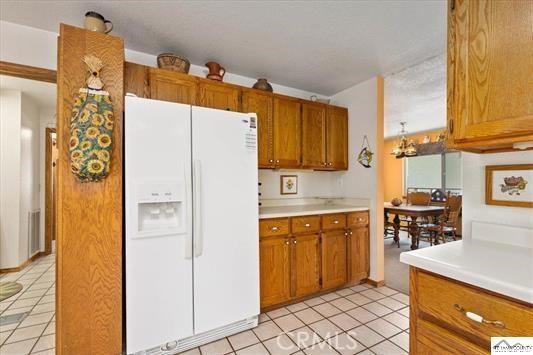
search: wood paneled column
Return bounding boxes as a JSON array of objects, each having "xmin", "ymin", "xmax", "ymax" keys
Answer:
[{"xmin": 56, "ymin": 24, "xmax": 124, "ymax": 355}]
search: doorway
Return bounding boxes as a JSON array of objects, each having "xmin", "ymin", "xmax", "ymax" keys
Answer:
[{"xmin": 44, "ymin": 128, "xmax": 57, "ymax": 255}]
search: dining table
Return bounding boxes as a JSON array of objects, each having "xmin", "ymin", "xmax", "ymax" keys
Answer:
[{"xmin": 384, "ymin": 203, "xmax": 445, "ymax": 250}]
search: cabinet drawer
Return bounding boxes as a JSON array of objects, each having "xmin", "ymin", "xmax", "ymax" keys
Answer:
[
  {"xmin": 260, "ymin": 218, "xmax": 289, "ymax": 237},
  {"xmin": 322, "ymin": 213, "xmax": 346, "ymax": 230},
  {"xmin": 347, "ymin": 211, "xmax": 368, "ymax": 227},
  {"xmin": 291, "ymin": 215, "xmax": 320, "ymax": 234},
  {"xmin": 416, "ymin": 319, "xmax": 487, "ymax": 355},
  {"xmin": 417, "ymin": 271, "xmax": 533, "ymax": 345}
]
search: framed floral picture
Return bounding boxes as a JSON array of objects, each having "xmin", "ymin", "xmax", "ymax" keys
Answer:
[
  {"xmin": 280, "ymin": 175, "xmax": 298, "ymax": 195},
  {"xmin": 485, "ymin": 164, "xmax": 533, "ymax": 208}
]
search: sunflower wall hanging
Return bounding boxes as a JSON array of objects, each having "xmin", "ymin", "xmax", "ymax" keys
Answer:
[{"xmin": 69, "ymin": 55, "xmax": 114, "ymax": 182}]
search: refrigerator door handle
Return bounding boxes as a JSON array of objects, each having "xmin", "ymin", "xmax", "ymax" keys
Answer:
[{"xmin": 193, "ymin": 159, "xmax": 203, "ymax": 257}]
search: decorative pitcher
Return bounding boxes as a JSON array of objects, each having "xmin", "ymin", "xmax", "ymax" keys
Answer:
[
  {"xmin": 205, "ymin": 62, "xmax": 226, "ymax": 81},
  {"xmin": 84, "ymin": 11, "xmax": 113, "ymax": 34}
]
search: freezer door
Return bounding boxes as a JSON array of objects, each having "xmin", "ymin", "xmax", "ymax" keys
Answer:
[
  {"xmin": 192, "ymin": 106, "xmax": 259, "ymax": 333},
  {"xmin": 125, "ymin": 97, "xmax": 194, "ymax": 353}
]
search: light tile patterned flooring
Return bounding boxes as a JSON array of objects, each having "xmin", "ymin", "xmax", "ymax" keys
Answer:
[
  {"xmin": 0, "ymin": 253, "xmax": 55, "ymax": 355},
  {"xmin": 0, "ymin": 256, "xmax": 410, "ymax": 355},
  {"xmin": 181, "ymin": 284, "xmax": 410, "ymax": 355}
]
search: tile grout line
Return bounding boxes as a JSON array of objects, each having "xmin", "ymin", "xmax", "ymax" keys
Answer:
[{"xmin": 1, "ymin": 258, "xmax": 55, "ymax": 351}]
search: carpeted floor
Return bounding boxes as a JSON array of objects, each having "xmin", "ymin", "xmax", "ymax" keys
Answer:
[{"xmin": 384, "ymin": 231, "xmax": 430, "ymax": 295}]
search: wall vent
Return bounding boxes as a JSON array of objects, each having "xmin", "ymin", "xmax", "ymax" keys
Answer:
[{"xmin": 28, "ymin": 209, "xmax": 40, "ymax": 257}]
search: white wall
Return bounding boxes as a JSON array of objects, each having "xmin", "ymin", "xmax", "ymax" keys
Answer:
[
  {"xmin": 39, "ymin": 108, "xmax": 56, "ymax": 251},
  {"xmin": 19, "ymin": 93, "xmax": 41, "ymax": 262},
  {"xmin": 0, "ymin": 90, "xmax": 22, "ymax": 269},
  {"xmin": 0, "ymin": 20, "xmax": 324, "ymax": 101},
  {"xmin": 258, "ymin": 170, "xmax": 342, "ymax": 200},
  {"xmin": 462, "ymin": 151, "xmax": 533, "ymax": 239},
  {"xmin": 330, "ymin": 77, "xmax": 384, "ymax": 282}
]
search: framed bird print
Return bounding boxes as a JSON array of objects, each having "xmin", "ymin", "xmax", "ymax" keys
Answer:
[{"xmin": 485, "ymin": 164, "xmax": 533, "ymax": 208}]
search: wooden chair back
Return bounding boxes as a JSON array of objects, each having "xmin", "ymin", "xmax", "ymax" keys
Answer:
[
  {"xmin": 446, "ymin": 194, "xmax": 462, "ymax": 213},
  {"xmin": 447, "ymin": 208, "xmax": 462, "ymax": 227},
  {"xmin": 407, "ymin": 191, "xmax": 431, "ymax": 206}
]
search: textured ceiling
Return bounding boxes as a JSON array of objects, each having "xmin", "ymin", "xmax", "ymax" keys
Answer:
[
  {"xmin": 0, "ymin": 0, "xmax": 446, "ymax": 95},
  {"xmin": 0, "ymin": 75, "xmax": 56, "ymax": 109},
  {"xmin": 384, "ymin": 55, "xmax": 446, "ymax": 138}
]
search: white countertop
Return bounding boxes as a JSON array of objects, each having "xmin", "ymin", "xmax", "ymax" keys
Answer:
[
  {"xmin": 259, "ymin": 204, "xmax": 369, "ymax": 219},
  {"xmin": 400, "ymin": 239, "xmax": 533, "ymax": 304}
]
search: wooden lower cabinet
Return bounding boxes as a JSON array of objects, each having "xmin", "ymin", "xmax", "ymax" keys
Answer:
[
  {"xmin": 347, "ymin": 226, "xmax": 369, "ymax": 283},
  {"xmin": 259, "ymin": 211, "xmax": 369, "ymax": 309},
  {"xmin": 292, "ymin": 234, "xmax": 321, "ymax": 298},
  {"xmin": 410, "ymin": 267, "xmax": 533, "ymax": 354},
  {"xmin": 321, "ymin": 230, "xmax": 347, "ymax": 290},
  {"xmin": 260, "ymin": 236, "xmax": 291, "ymax": 308},
  {"xmin": 416, "ymin": 319, "xmax": 486, "ymax": 355}
]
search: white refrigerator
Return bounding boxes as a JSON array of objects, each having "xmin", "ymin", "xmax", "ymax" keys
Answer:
[{"xmin": 125, "ymin": 96, "xmax": 259, "ymax": 354}]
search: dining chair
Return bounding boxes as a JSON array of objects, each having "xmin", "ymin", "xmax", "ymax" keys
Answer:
[
  {"xmin": 421, "ymin": 192, "xmax": 462, "ymax": 245},
  {"xmin": 407, "ymin": 191, "xmax": 431, "ymax": 206},
  {"xmin": 426, "ymin": 207, "xmax": 462, "ymax": 243}
]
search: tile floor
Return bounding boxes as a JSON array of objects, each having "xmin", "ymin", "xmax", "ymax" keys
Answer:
[
  {"xmin": 181, "ymin": 283, "xmax": 410, "ymax": 355},
  {"xmin": 0, "ymin": 255, "xmax": 410, "ymax": 355},
  {"xmin": 0, "ymin": 253, "xmax": 55, "ymax": 355}
]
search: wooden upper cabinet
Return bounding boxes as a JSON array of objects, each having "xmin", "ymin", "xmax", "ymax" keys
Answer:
[
  {"xmin": 198, "ymin": 80, "xmax": 241, "ymax": 112},
  {"xmin": 260, "ymin": 236, "xmax": 291, "ymax": 308},
  {"xmin": 242, "ymin": 89, "xmax": 274, "ymax": 168},
  {"xmin": 321, "ymin": 230, "xmax": 347, "ymax": 290},
  {"xmin": 447, "ymin": 0, "xmax": 533, "ymax": 152},
  {"xmin": 291, "ymin": 234, "xmax": 320, "ymax": 298},
  {"xmin": 326, "ymin": 106, "xmax": 348, "ymax": 170},
  {"xmin": 302, "ymin": 102, "xmax": 327, "ymax": 169},
  {"xmin": 149, "ymin": 68, "xmax": 198, "ymax": 105},
  {"xmin": 273, "ymin": 95, "xmax": 302, "ymax": 168}
]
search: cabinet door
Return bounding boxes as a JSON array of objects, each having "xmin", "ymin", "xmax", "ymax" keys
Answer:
[
  {"xmin": 273, "ymin": 96, "xmax": 302, "ymax": 168},
  {"xmin": 448, "ymin": 0, "xmax": 533, "ymax": 150},
  {"xmin": 242, "ymin": 90, "xmax": 274, "ymax": 168},
  {"xmin": 198, "ymin": 81, "xmax": 241, "ymax": 112},
  {"xmin": 321, "ymin": 230, "xmax": 347, "ymax": 290},
  {"xmin": 149, "ymin": 69, "xmax": 198, "ymax": 104},
  {"xmin": 292, "ymin": 234, "xmax": 321, "ymax": 298},
  {"xmin": 347, "ymin": 226, "xmax": 369, "ymax": 283},
  {"xmin": 326, "ymin": 106, "xmax": 348, "ymax": 170},
  {"xmin": 260, "ymin": 236, "xmax": 291, "ymax": 308},
  {"xmin": 302, "ymin": 102, "xmax": 327, "ymax": 169}
]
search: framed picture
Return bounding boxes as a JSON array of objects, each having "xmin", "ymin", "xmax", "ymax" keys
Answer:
[
  {"xmin": 280, "ymin": 175, "xmax": 298, "ymax": 195},
  {"xmin": 485, "ymin": 164, "xmax": 533, "ymax": 208}
]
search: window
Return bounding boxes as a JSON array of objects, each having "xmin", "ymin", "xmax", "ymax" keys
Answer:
[{"xmin": 404, "ymin": 152, "xmax": 462, "ymax": 195}]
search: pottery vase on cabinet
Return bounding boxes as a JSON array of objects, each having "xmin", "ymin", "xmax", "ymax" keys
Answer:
[
  {"xmin": 205, "ymin": 62, "xmax": 226, "ymax": 81},
  {"xmin": 252, "ymin": 78, "xmax": 273, "ymax": 92}
]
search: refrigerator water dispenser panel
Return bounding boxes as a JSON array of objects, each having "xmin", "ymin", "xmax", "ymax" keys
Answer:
[{"xmin": 136, "ymin": 182, "xmax": 186, "ymax": 237}]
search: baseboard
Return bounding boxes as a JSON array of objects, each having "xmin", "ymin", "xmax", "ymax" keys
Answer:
[
  {"xmin": 366, "ymin": 278, "xmax": 385, "ymax": 287},
  {"xmin": 0, "ymin": 252, "xmax": 43, "ymax": 274}
]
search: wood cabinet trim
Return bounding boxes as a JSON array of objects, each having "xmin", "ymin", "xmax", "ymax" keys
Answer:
[{"xmin": 0, "ymin": 60, "xmax": 57, "ymax": 83}]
